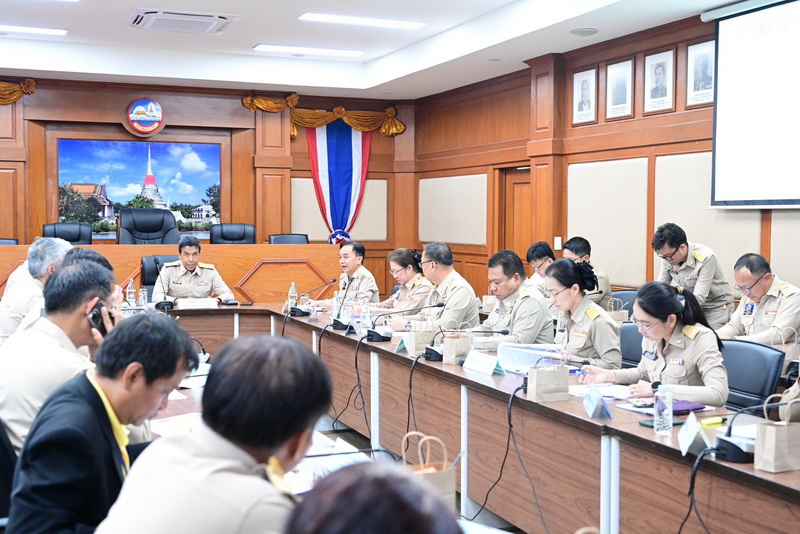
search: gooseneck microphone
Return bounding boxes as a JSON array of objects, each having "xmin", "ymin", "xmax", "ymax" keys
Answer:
[
  {"xmin": 716, "ymin": 401, "xmax": 789, "ymax": 463},
  {"xmin": 290, "ymin": 278, "xmax": 337, "ymax": 317},
  {"xmin": 366, "ymin": 303, "xmax": 445, "ymax": 342},
  {"xmin": 332, "ymin": 277, "xmax": 355, "ymax": 331}
]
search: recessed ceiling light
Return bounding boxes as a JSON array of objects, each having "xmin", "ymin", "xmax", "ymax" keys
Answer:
[
  {"xmin": 570, "ymin": 28, "xmax": 599, "ymax": 37},
  {"xmin": 0, "ymin": 24, "xmax": 67, "ymax": 36},
  {"xmin": 299, "ymin": 13, "xmax": 425, "ymax": 30},
  {"xmin": 253, "ymin": 44, "xmax": 364, "ymax": 58}
]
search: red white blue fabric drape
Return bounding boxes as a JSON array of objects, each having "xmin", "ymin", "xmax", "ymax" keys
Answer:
[{"xmin": 307, "ymin": 119, "xmax": 371, "ymax": 235}]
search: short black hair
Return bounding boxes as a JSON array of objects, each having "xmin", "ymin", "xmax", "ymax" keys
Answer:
[
  {"xmin": 61, "ymin": 248, "xmax": 114, "ymax": 273},
  {"xmin": 202, "ymin": 336, "xmax": 331, "ymax": 451},
  {"xmin": 284, "ymin": 462, "xmax": 461, "ymax": 534},
  {"xmin": 544, "ymin": 258, "xmax": 597, "ymax": 292},
  {"xmin": 651, "ymin": 223, "xmax": 687, "ymax": 251},
  {"xmin": 179, "ymin": 235, "xmax": 201, "ymax": 254},
  {"xmin": 95, "ymin": 312, "xmax": 198, "ymax": 384},
  {"xmin": 487, "ymin": 250, "xmax": 526, "ymax": 279},
  {"xmin": 43, "ymin": 261, "xmax": 115, "ymax": 315},
  {"xmin": 340, "ymin": 240, "xmax": 365, "ymax": 259},
  {"xmin": 422, "ymin": 242, "xmax": 454, "ymax": 266},
  {"xmin": 734, "ymin": 253, "xmax": 771, "ymax": 277},
  {"xmin": 387, "ymin": 249, "xmax": 422, "ymax": 274},
  {"xmin": 563, "ymin": 236, "xmax": 592, "ymax": 258},
  {"xmin": 526, "ymin": 241, "xmax": 555, "ymax": 263}
]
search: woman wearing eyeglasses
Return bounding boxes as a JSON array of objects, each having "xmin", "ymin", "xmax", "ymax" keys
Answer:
[
  {"xmin": 544, "ymin": 259, "xmax": 621, "ymax": 369},
  {"xmin": 369, "ymin": 249, "xmax": 433, "ymax": 316},
  {"xmin": 579, "ymin": 281, "xmax": 729, "ymax": 406}
]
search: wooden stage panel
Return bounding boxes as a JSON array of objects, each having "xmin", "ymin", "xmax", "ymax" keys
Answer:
[
  {"xmin": 378, "ymin": 356, "xmax": 461, "ymax": 469},
  {"xmin": 467, "ymin": 391, "xmax": 602, "ymax": 534},
  {"xmin": 318, "ymin": 333, "xmax": 372, "ymax": 438}
]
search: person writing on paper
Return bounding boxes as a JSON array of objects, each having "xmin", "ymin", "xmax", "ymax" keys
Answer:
[
  {"xmin": 152, "ymin": 236, "xmax": 234, "ymax": 303},
  {"xmin": 369, "ymin": 249, "xmax": 433, "ymax": 316},
  {"xmin": 579, "ymin": 282, "xmax": 729, "ymax": 407},
  {"xmin": 313, "ymin": 240, "xmax": 380, "ymax": 310},
  {"xmin": 472, "ymin": 250, "xmax": 553, "ymax": 350},
  {"xmin": 388, "ymin": 242, "xmax": 479, "ymax": 333},
  {"xmin": 544, "ymin": 259, "xmax": 621, "ymax": 369}
]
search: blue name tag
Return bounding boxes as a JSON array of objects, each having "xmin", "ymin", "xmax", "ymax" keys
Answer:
[
  {"xmin": 642, "ymin": 350, "xmax": 658, "ymax": 361},
  {"xmin": 744, "ymin": 303, "xmax": 755, "ymax": 316}
]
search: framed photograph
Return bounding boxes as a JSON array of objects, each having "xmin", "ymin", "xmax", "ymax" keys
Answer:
[
  {"xmin": 644, "ymin": 49, "xmax": 675, "ymax": 114},
  {"xmin": 687, "ymin": 40, "xmax": 715, "ymax": 107},
  {"xmin": 572, "ymin": 68, "xmax": 597, "ymax": 125},
  {"xmin": 606, "ymin": 59, "xmax": 634, "ymax": 120}
]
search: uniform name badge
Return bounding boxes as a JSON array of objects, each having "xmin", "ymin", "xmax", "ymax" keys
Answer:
[
  {"xmin": 744, "ymin": 303, "xmax": 755, "ymax": 316},
  {"xmin": 197, "ymin": 280, "xmax": 210, "ymax": 287},
  {"xmin": 642, "ymin": 350, "xmax": 657, "ymax": 361}
]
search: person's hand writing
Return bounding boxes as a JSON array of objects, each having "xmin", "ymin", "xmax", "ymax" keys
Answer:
[{"xmin": 578, "ymin": 365, "xmax": 615, "ymax": 384}]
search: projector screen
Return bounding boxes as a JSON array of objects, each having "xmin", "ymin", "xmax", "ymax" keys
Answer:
[{"xmin": 712, "ymin": 0, "xmax": 800, "ymax": 208}]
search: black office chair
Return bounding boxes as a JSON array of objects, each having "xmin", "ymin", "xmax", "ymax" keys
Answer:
[
  {"xmin": 268, "ymin": 233, "xmax": 309, "ymax": 244},
  {"xmin": 42, "ymin": 223, "xmax": 92, "ymax": 245},
  {"xmin": 722, "ymin": 339, "xmax": 785, "ymax": 414},
  {"xmin": 620, "ymin": 322, "xmax": 643, "ymax": 369},
  {"xmin": 0, "ymin": 239, "xmax": 18, "ymax": 246},
  {"xmin": 118, "ymin": 208, "xmax": 180, "ymax": 245},
  {"xmin": 140, "ymin": 255, "xmax": 179, "ymax": 301},
  {"xmin": 0, "ymin": 418, "xmax": 17, "ymax": 524},
  {"xmin": 610, "ymin": 289, "xmax": 638, "ymax": 312},
  {"xmin": 210, "ymin": 224, "xmax": 256, "ymax": 244}
]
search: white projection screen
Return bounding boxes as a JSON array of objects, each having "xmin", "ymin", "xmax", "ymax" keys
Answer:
[{"xmin": 712, "ymin": 0, "xmax": 800, "ymax": 208}]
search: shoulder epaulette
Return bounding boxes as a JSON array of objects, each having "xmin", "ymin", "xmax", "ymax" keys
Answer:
[
  {"xmin": 413, "ymin": 277, "xmax": 420, "ymax": 287},
  {"xmin": 779, "ymin": 281, "xmax": 797, "ymax": 297},
  {"xmin": 692, "ymin": 250, "xmax": 707, "ymax": 263},
  {"xmin": 519, "ymin": 285, "xmax": 532, "ymax": 298},
  {"xmin": 585, "ymin": 306, "xmax": 600, "ymax": 320},
  {"xmin": 198, "ymin": 262, "xmax": 215, "ymax": 269},
  {"xmin": 682, "ymin": 324, "xmax": 699, "ymax": 339},
  {"xmin": 163, "ymin": 260, "xmax": 181, "ymax": 267}
]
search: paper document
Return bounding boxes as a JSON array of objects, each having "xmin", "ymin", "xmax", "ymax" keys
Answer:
[
  {"xmin": 150, "ymin": 412, "xmax": 202, "ymax": 437},
  {"xmin": 569, "ymin": 383, "xmax": 630, "ymax": 398}
]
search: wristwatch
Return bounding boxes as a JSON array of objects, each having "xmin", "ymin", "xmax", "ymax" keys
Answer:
[
  {"xmin": 651, "ymin": 381, "xmax": 662, "ymax": 392},
  {"xmin": 405, "ymin": 321, "xmax": 412, "ymax": 332}
]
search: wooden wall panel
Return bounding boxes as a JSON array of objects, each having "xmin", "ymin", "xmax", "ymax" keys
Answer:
[
  {"xmin": 26, "ymin": 121, "xmax": 46, "ymax": 243},
  {"xmin": 255, "ymin": 170, "xmax": 290, "ymax": 242},
  {"xmin": 0, "ymin": 99, "xmax": 25, "ymax": 161},
  {"xmin": 230, "ymin": 128, "xmax": 256, "ymax": 227},
  {"xmin": 0, "ymin": 163, "xmax": 25, "ymax": 242}
]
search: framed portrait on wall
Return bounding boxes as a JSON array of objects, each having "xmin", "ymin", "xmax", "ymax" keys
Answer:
[
  {"xmin": 572, "ymin": 68, "xmax": 597, "ymax": 126},
  {"xmin": 644, "ymin": 49, "xmax": 675, "ymax": 114},
  {"xmin": 687, "ymin": 40, "xmax": 715, "ymax": 107},
  {"xmin": 606, "ymin": 58, "xmax": 634, "ymax": 120}
]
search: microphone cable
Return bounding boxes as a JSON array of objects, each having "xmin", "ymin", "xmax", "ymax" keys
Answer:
[
  {"xmin": 404, "ymin": 353, "xmax": 425, "ymax": 455},
  {"xmin": 677, "ymin": 446, "xmax": 717, "ymax": 534},
  {"xmin": 280, "ymin": 309, "xmax": 291, "ymax": 336},
  {"xmin": 353, "ymin": 334, "xmax": 371, "ymax": 439}
]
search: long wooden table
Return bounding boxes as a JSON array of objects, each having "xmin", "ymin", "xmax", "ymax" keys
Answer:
[{"xmin": 168, "ymin": 304, "xmax": 800, "ymax": 534}]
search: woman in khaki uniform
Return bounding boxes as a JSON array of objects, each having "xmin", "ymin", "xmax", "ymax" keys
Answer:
[
  {"xmin": 580, "ymin": 282, "xmax": 729, "ymax": 406},
  {"xmin": 544, "ymin": 259, "xmax": 621, "ymax": 369},
  {"xmin": 370, "ymin": 249, "xmax": 433, "ymax": 316}
]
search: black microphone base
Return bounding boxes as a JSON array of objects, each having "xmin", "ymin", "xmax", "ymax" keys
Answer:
[
  {"xmin": 366, "ymin": 329, "xmax": 392, "ymax": 342},
  {"xmin": 423, "ymin": 346, "xmax": 443, "ymax": 362},
  {"xmin": 290, "ymin": 306, "xmax": 310, "ymax": 317},
  {"xmin": 332, "ymin": 318, "xmax": 355, "ymax": 334},
  {"xmin": 155, "ymin": 301, "xmax": 174, "ymax": 313},
  {"xmin": 715, "ymin": 435, "xmax": 755, "ymax": 463}
]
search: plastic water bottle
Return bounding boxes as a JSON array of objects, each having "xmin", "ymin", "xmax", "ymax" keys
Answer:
[
  {"xmin": 362, "ymin": 303, "xmax": 373, "ymax": 330},
  {"xmin": 332, "ymin": 291, "xmax": 341, "ymax": 317},
  {"xmin": 654, "ymin": 385, "xmax": 673, "ymax": 436},
  {"xmin": 288, "ymin": 282, "xmax": 298, "ymax": 307},
  {"xmin": 126, "ymin": 279, "xmax": 136, "ymax": 304}
]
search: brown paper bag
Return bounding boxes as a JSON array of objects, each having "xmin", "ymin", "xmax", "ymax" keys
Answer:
[
  {"xmin": 401, "ymin": 431, "xmax": 456, "ymax": 512},
  {"xmin": 482, "ymin": 295, "xmax": 498, "ymax": 314},
  {"xmin": 779, "ymin": 381, "xmax": 800, "ymax": 422},
  {"xmin": 755, "ymin": 399, "xmax": 800, "ymax": 473},
  {"xmin": 398, "ymin": 330, "xmax": 438, "ymax": 355},
  {"xmin": 442, "ymin": 333, "xmax": 471, "ymax": 365},
  {"xmin": 606, "ymin": 297, "xmax": 629, "ymax": 325},
  {"xmin": 527, "ymin": 364, "xmax": 569, "ymax": 403}
]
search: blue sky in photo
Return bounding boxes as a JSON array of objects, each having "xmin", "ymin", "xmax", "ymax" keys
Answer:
[{"xmin": 58, "ymin": 140, "xmax": 221, "ymax": 206}]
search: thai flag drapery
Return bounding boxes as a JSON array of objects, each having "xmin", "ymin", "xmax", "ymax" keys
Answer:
[{"xmin": 307, "ymin": 119, "xmax": 372, "ymax": 238}]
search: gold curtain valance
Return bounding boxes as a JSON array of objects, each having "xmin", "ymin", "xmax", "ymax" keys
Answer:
[
  {"xmin": 0, "ymin": 79, "xmax": 36, "ymax": 105},
  {"xmin": 242, "ymin": 93, "xmax": 406, "ymax": 139}
]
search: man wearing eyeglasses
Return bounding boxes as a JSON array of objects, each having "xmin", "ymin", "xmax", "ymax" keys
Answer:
[
  {"xmin": 652, "ymin": 223, "xmax": 733, "ymax": 329},
  {"xmin": 562, "ymin": 236, "xmax": 611, "ymax": 310},
  {"xmin": 717, "ymin": 253, "xmax": 800, "ymax": 345}
]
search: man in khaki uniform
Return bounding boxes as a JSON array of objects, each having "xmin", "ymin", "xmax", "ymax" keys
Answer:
[
  {"xmin": 652, "ymin": 223, "xmax": 733, "ymax": 329},
  {"xmin": 717, "ymin": 253, "xmax": 800, "ymax": 345},
  {"xmin": 472, "ymin": 251, "xmax": 553, "ymax": 351},
  {"xmin": 335, "ymin": 240, "xmax": 380, "ymax": 303},
  {"xmin": 388, "ymin": 243, "xmax": 479, "ymax": 332},
  {"xmin": 152, "ymin": 236, "xmax": 234, "ymax": 303},
  {"xmin": 562, "ymin": 236, "xmax": 612, "ymax": 310}
]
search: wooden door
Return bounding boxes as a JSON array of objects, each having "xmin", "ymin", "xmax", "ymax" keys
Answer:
[{"xmin": 502, "ymin": 167, "xmax": 533, "ymax": 274}]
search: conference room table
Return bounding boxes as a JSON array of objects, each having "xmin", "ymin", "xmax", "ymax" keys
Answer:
[{"xmin": 166, "ymin": 303, "xmax": 800, "ymax": 534}]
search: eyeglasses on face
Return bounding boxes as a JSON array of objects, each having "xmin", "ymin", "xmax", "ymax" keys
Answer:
[
  {"xmin": 733, "ymin": 272, "xmax": 766, "ymax": 294},
  {"xmin": 418, "ymin": 260, "xmax": 435, "ymax": 269},
  {"xmin": 631, "ymin": 315, "xmax": 660, "ymax": 333},
  {"xmin": 547, "ymin": 286, "xmax": 568, "ymax": 299},
  {"xmin": 656, "ymin": 247, "xmax": 680, "ymax": 261}
]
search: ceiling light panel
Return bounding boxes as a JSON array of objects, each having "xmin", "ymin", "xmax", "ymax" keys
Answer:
[
  {"xmin": 253, "ymin": 44, "xmax": 365, "ymax": 58},
  {"xmin": 0, "ymin": 24, "xmax": 67, "ymax": 36},
  {"xmin": 299, "ymin": 13, "xmax": 425, "ymax": 30}
]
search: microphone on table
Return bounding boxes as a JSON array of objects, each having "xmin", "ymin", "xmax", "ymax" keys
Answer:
[
  {"xmin": 716, "ymin": 401, "xmax": 788, "ymax": 463},
  {"xmin": 367, "ymin": 302, "xmax": 445, "ymax": 342},
  {"xmin": 422, "ymin": 326, "xmax": 509, "ymax": 362},
  {"xmin": 332, "ymin": 277, "xmax": 356, "ymax": 331},
  {"xmin": 290, "ymin": 278, "xmax": 337, "ymax": 317}
]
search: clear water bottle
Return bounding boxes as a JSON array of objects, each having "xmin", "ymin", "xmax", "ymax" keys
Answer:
[
  {"xmin": 288, "ymin": 282, "xmax": 298, "ymax": 307},
  {"xmin": 654, "ymin": 385, "xmax": 673, "ymax": 436},
  {"xmin": 362, "ymin": 303, "xmax": 373, "ymax": 330},
  {"xmin": 126, "ymin": 279, "xmax": 136, "ymax": 304},
  {"xmin": 332, "ymin": 291, "xmax": 341, "ymax": 316}
]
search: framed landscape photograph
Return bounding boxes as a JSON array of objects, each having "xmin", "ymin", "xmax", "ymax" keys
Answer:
[
  {"xmin": 572, "ymin": 68, "xmax": 597, "ymax": 126},
  {"xmin": 606, "ymin": 58, "xmax": 634, "ymax": 120},
  {"xmin": 687, "ymin": 40, "xmax": 715, "ymax": 107},
  {"xmin": 644, "ymin": 49, "xmax": 675, "ymax": 114}
]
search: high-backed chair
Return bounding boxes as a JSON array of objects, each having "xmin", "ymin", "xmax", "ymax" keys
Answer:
[
  {"xmin": 0, "ymin": 418, "xmax": 17, "ymax": 521},
  {"xmin": 140, "ymin": 255, "xmax": 179, "ymax": 301},
  {"xmin": 722, "ymin": 339, "xmax": 785, "ymax": 414},
  {"xmin": 118, "ymin": 209, "xmax": 180, "ymax": 245},
  {"xmin": 610, "ymin": 289, "xmax": 638, "ymax": 312},
  {"xmin": 620, "ymin": 322, "xmax": 644, "ymax": 369},
  {"xmin": 210, "ymin": 224, "xmax": 255, "ymax": 244},
  {"xmin": 268, "ymin": 233, "xmax": 309, "ymax": 244},
  {"xmin": 42, "ymin": 223, "xmax": 92, "ymax": 245},
  {"xmin": 0, "ymin": 239, "xmax": 18, "ymax": 246}
]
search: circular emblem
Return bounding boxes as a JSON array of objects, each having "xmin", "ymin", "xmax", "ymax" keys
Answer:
[
  {"xmin": 328, "ymin": 229, "xmax": 350, "ymax": 245},
  {"xmin": 126, "ymin": 99, "xmax": 165, "ymax": 136}
]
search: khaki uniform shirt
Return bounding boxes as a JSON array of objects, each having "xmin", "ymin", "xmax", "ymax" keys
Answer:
[
  {"xmin": 372, "ymin": 273, "xmax": 433, "ymax": 315},
  {"xmin": 615, "ymin": 323, "xmax": 729, "ymax": 406},
  {"xmin": 555, "ymin": 295, "xmax": 621, "ymax": 369},
  {"xmin": 587, "ymin": 265, "xmax": 612, "ymax": 311},
  {"xmin": 717, "ymin": 275, "xmax": 800, "ymax": 345},
  {"xmin": 0, "ymin": 276, "xmax": 43, "ymax": 345},
  {"xmin": 521, "ymin": 273, "xmax": 557, "ymax": 315},
  {"xmin": 338, "ymin": 265, "xmax": 380, "ymax": 304},
  {"xmin": 152, "ymin": 261, "xmax": 234, "ymax": 302},
  {"xmin": 473, "ymin": 285, "xmax": 554, "ymax": 351},
  {"xmin": 407, "ymin": 269, "xmax": 479, "ymax": 331},
  {"xmin": 2, "ymin": 260, "xmax": 31, "ymax": 298},
  {"xmin": 657, "ymin": 242, "xmax": 734, "ymax": 325}
]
